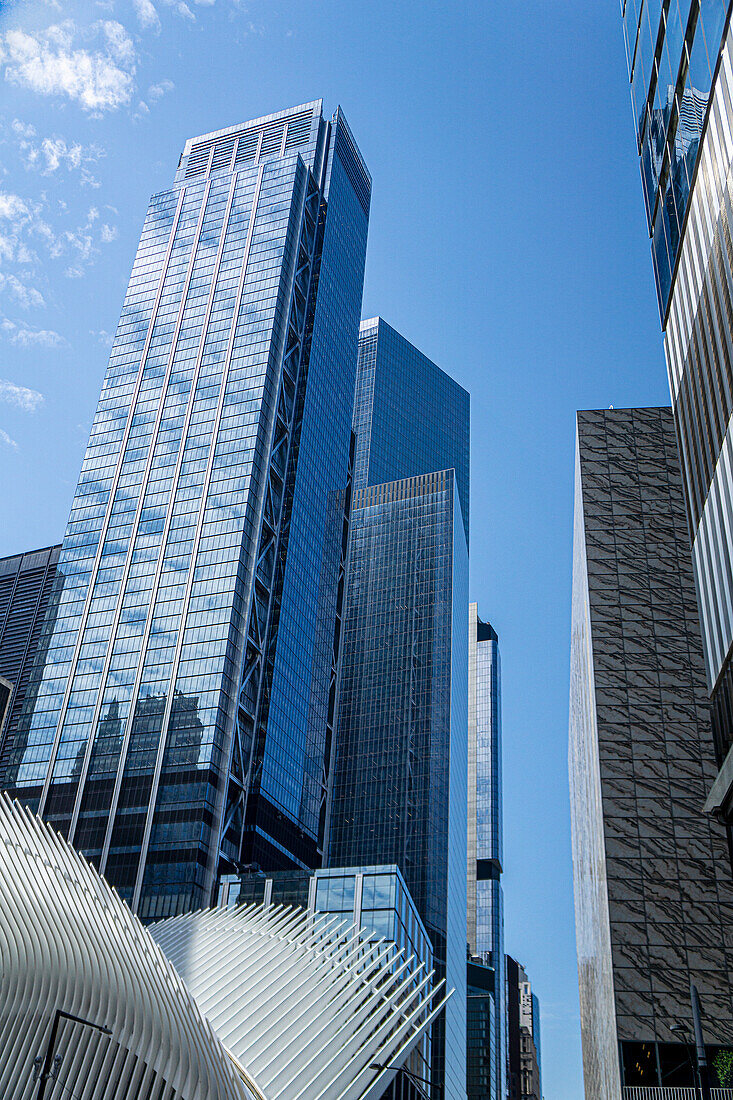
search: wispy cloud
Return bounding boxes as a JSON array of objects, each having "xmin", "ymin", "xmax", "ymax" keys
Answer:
[
  {"xmin": 0, "ymin": 190, "xmax": 116, "ymax": 284},
  {"xmin": 0, "ymin": 21, "xmax": 136, "ymax": 113},
  {"xmin": 133, "ymin": 0, "xmax": 162, "ymax": 32},
  {"xmin": 0, "ymin": 273, "xmax": 45, "ymax": 309},
  {"xmin": 148, "ymin": 78, "xmax": 174, "ymax": 101},
  {"xmin": 0, "ymin": 429, "xmax": 18, "ymax": 451},
  {"xmin": 1, "ymin": 319, "xmax": 65, "ymax": 348},
  {"xmin": 91, "ymin": 329, "xmax": 114, "ymax": 347},
  {"xmin": 0, "ymin": 378, "xmax": 44, "ymax": 412},
  {"xmin": 12, "ymin": 121, "xmax": 105, "ymax": 187}
]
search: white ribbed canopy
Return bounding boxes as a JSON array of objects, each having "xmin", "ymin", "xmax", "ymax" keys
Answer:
[
  {"xmin": 151, "ymin": 904, "xmax": 448, "ymax": 1100},
  {"xmin": 0, "ymin": 796, "xmax": 446, "ymax": 1100}
]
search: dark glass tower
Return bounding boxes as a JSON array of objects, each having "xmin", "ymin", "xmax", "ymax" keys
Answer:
[
  {"xmin": 467, "ymin": 606, "xmax": 505, "ymax": 1100},
  {"xmin": 5, "ymin": 101, "xmax": 370, "ymax": 920},
  {"xmin": 570, "ymin": 407, "xmax": 733, "ymax": 1098},
  {"xmin": 328, "ymin": 319, "xmax": 470, "ymax": 1100},
  {"xmin": 620, "ymin": 3, "xmax": 733, "ymax": 811},
  {"xmin": 0, "ymin": 545, "xmax": 60, "ymax": 785}
]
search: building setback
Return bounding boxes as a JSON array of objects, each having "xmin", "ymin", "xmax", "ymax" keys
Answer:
[
  {"xmin": 620, "ymin": 2, "xmax": 733, "ymax": 817},
  {"xmin": 0, "ymin": 545, "xmax": 60, "ymax": 785},
  {"xmin": 328, "ymin": 319, "xmax": 470, "ymax": 1100},
  {"xmin": 467, "ymin": 605, "xmax": 506, "ymax": 1100},
  {"xmin": 3, "ymin": 101, "xmax": 370, "ymax": 920},
  {"xmin": 570, "ymin": 406, "xmax": 733, "ymax": 1098}
]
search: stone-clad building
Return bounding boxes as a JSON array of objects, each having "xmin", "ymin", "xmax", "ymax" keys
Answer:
[{"xmin": 570, "ymin": 406, "xmax": 733, "ymax": 1098}]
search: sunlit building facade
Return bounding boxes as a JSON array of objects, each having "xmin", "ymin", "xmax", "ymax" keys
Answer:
[
  {"xmin": 3, "ymin": 101, "xmax": 370, "ymax": 919},
  {"xmin": 621, "ymin": 2, "xmax": 733, "ymax": 809}
]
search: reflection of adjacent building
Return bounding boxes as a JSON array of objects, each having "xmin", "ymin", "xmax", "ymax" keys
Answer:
[
  {"xmin": 570, "ymin": 407, "xmax": 733, "ymax": 1098},
  {"xmin": 2, "ymin": 101, "xmax": 371, "ymax": 921},
  {"xmin": 327, "ymin": 318, "xmax": 470, "ymax": 1100},
  {"xmin": 219, "ymin": 864, "xmax": 434, "ymax": 1100},
  {"xmin": 0, "ymin": 544, "xmax": 61, "ymax": 789},
  {"xmin": 506, "ymin": 957, "xmax": 542, "ymax": 1100},
  {"xmin": 467, "ymin": 606, "xmax": 505, "ymax": 1100}
]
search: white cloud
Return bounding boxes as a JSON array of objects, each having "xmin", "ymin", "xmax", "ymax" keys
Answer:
[
  {"xmin": 0, "ymin": 429, "xmax": 18, "ymax": 450},
  {"xmin": 14, "ymin": 129, "xmax": 105, "ymax": 186},
  {"xmin": 100, "ymin": 223, "xmax": 117, "ymax": 243},
  {"xmin": 0, "ymin": 192, "xmax": 30, "ymax": 220},
  {"xmin": 11, "ymin": 119, "xmax": 36, "ymax": 139},
  {"xmin": 148, "ymin": 78, "xmax": 174, "ymax": 101},
  {"xmin": 0, "ymin": 378, "xmax": 44, "ymax": 412},
  {"xmin": 133, "ymin": 0, "xmax": 161, "ymax": 32},
  {"xmin": 162, "ymin": 0, "xmax": 196, "ymax": 21},
  {"xmin": 91, "ymin": 328, "xmax": 114, "ymax": 347},
  {"xmin": 2, "ymin": 319, "xmax": 65, "ymax": 347},
  {"xmin": 0, "ymin": 273, "xmax": 45, "ymax": 309},
  {"xmin": 0, "ymin": 22, "xmax": 136, "ymax": 113},
  {"xmin": 101, "ymin": 21, "xmax": 136, "ymax": 67}
]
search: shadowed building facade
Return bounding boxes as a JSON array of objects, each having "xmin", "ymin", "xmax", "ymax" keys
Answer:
[
  {"xmin": 3, "ymin": 101, "xmax": 370, "ymax": 920},
  {"xmin": 570, "ymin": 406, "xmax": 733, "ymax": 1098},
  {"xmin": 0, "ymin": 545, "xmax": 60, "ymax": 788}
]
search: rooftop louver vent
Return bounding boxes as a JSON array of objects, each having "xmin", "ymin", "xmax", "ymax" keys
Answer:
[{"xmin": 185, "ymin": 109, "xmax": 314, "ymax": 180}]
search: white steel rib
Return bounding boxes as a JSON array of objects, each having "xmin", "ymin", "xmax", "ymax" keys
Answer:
[
  {"xmin": 0, "ymin": 794, "xmax": 251, "ymax": 1100},
  {"xmin": 0, "ymin": 794, "xmax": 448, "ymax": 1100},
  {"xmin": 150, "ymin": 903, "xmax": 449, "ymax": 1100}
]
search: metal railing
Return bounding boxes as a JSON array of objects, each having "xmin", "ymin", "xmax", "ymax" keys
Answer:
[{"xmin": 623, "ymin": 1089, "xmax": 733, "ymax": 1100}]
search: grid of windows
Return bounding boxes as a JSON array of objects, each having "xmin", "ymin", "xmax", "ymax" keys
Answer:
[
  {"xmin": 5, "ymin": 101, "xmax": 370, "ymax": 920},
  {"xmin": 622, "ymin": 0, "xmax": 731, "ymax": 312},
  {"xmin": 0, "ymin": 546, "xmax": 60, "ymax": 785},
  {"xmin": 467, "ymin": 607, "xmax": 506, "ymax": 1100},
  {"xmin": 352, "ymin": 317, "xmax": 470, "ymax": 547},
  {"xmin": 328, "ymin": 471, "xmax": 468, "ymax": 1100}
]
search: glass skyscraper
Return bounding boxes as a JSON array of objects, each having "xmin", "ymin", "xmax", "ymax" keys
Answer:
[
  {"xmin": 328, "ymin": 319, "xmax": 470, "ymax": 1100},
  {"xmin": 467, "ymin": 606, "xmax": 505, "ymax": 1100},
  {"xmin": 4, "ymin": 100, "xmax": 370, "ymax": 920},
  {"xmin": 0, "ymin": 544, "xmax": 60, "ymax": 784},
  {"xmin": 620, "ymin": 4, "xmax": 733, "ymax": 809}
]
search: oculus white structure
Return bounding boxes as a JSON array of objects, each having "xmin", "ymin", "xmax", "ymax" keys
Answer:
[{"xmin": 0, "ymin": 796, "xmax": 446, "ymax": 1100}]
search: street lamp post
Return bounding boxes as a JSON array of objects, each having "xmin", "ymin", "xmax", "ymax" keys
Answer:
[
  {"xmin": 35, "ymin": 1008, "xmax": 112, "ymax": 1100},
  {"xmin": 691, "ymin": 982, "xmax": 713, "ymax": 1100}
]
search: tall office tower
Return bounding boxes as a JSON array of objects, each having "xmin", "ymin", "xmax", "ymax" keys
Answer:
[
  {"xmin": 570, "ymin": 407, "xmax": 733, "ymax": 1098},
  {"xmin": 4, "ymin": 101, "xmax": 370, "ymax": 920},
  {"xmin": 505, "ymin": 957, "xmax": 543, "ymax": 1100},
  {"xmin": 467, "ymin": 605, "xmax": 506, "ymax": 1100},
  {"xmin": 328, "ymin": 320, "xmax": 470, "ymax": 1100},
  {"xmin": 0, "ymin": 545, "xmax": 60, "ymax": 784},
  {"xmin": 620, "ymin": 3, "xmax": 733, "ymax": 803}
]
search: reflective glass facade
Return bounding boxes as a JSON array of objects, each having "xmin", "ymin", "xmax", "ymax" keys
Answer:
[
  {"xmin": 570, "ymin": 408, "xmax": 733, "ymax": 1099},
  {"xmin": 4, "ymin": 101, "xmax": 370, "ymax": 920},
  {"xmin": 328, "ymin": 470, "xmax": 468, "ymax": 1100},
  {"xmin": 0, "ymin": 545, "xmax": 60, "ymax": 785},
  {"xmin": 622, "ymin": 0, "xmax": 731, "ymax": 312},
  {"xmin": 467, "ymin": 606, "xmax": 505, "ymax": 1100},
  {"xmin": 353, "ymin": 317, "xmax": 470, "ymax": 544}
]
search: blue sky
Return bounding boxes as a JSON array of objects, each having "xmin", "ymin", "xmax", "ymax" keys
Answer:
[{"xmin": 0, "ymin": 1, "xmax": 670, "ymax": 1095}]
